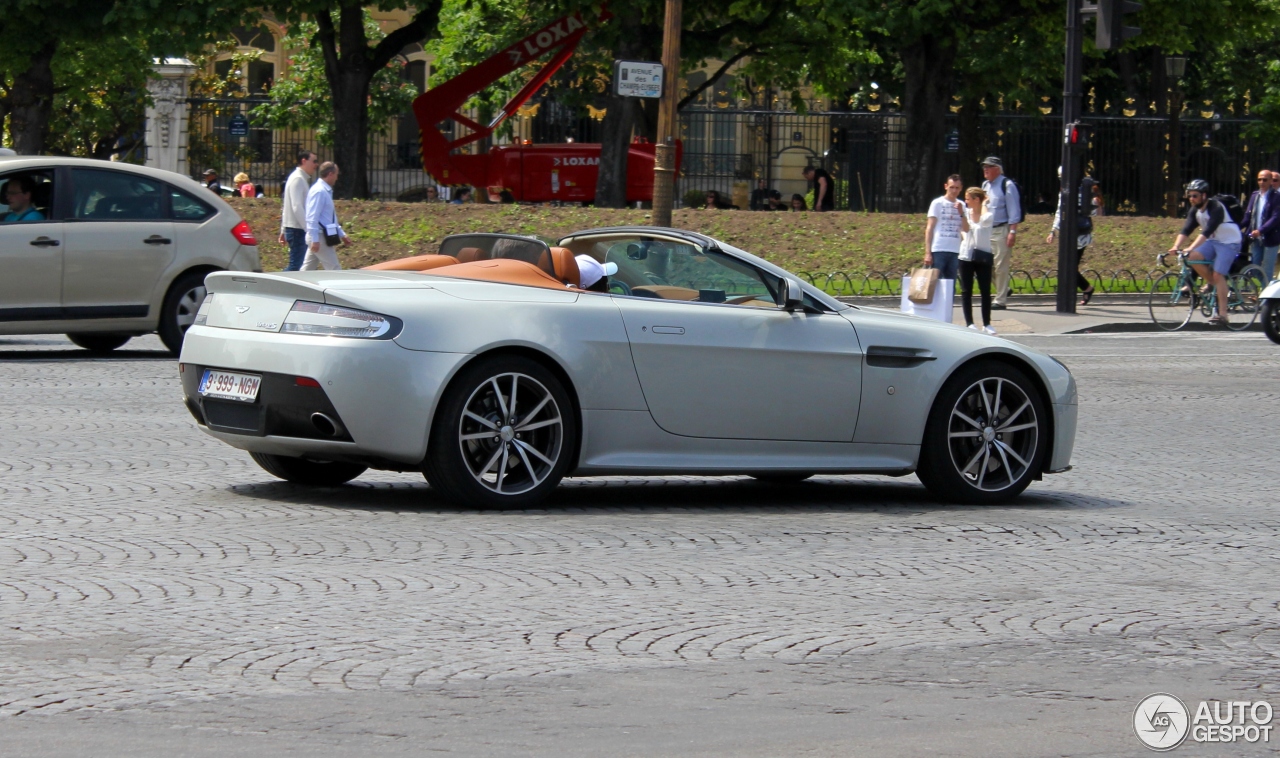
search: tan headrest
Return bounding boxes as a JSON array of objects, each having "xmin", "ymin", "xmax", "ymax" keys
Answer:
[
  {"xmin": 549, "ymin": 247, "xmax": 580, "ymax": 288},
  {"xmin": 456, "ymin": 246, "xmax": 487, "ymax": 263},
  {"xmin": 362, "ymin": 254, "xmax": 459, "ymax": 271}
]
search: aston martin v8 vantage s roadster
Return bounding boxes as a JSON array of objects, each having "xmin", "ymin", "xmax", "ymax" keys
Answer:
[{"xmin": 178, "ymin": 228, "xmax": 1077, "ymax": 506}]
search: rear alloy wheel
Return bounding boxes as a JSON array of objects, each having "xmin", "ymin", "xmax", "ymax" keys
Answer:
[
  {"xmin": 424, "ymin": 355, "xmax": 575, "ymax": 507},
  {"xmin": 249, "ymin": 452, "xmax": 367, "ymax": 486},
  {"xmin": 1263, "ymin": 300, "xmax": 1280, "ymax": 345},
  {"xmin": 917, "ymin": 361, "xmax": 1048, "ymax": 504},
  {"xmin": 158, "ymin": 270, "xmax": 210, "ymax": 354},
  {"xmin": 67, "ymin": 333, "xmax": 131, "ymax": 354}
]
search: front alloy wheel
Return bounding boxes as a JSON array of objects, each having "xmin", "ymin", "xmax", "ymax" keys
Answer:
[
  {"xmin": 425, "ymin": 356, "xmax": 575, "ymax": 507},
  {"xmin": 917, "ymin": 361, "xmax": 1048, "ymax": 504}
]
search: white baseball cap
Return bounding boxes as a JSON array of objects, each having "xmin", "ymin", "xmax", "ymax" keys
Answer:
[{"xmin": 575, "ymin": 255, "xmax": 618, "ymax": 289}]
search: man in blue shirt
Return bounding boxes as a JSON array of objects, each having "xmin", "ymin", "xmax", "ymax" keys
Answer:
[
  {"xmin": 2, "ymin": 176, "xmax": 45, "ymax": 222},
  {"xmin": 302, "ymin": 162, "xmax": 350, "ymax": 271},
  {"xmin": 980, "ymin": 156, "xmax": 1021, "ymax": 309}
]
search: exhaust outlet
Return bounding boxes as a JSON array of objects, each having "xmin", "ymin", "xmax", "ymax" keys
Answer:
[{"xmin": 310, "ymin": 412, "xmax": 342, "ymax": 437}]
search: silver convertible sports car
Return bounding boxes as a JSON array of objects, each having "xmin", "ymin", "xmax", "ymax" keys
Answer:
[{"xmin": 179, "ymin": 228, "xmax": 1077, "ymax": 506}]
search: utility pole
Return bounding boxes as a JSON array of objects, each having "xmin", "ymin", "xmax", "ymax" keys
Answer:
[
  {"xmin": 1057, "ymin": 0, "xmax": 1087, "ymax": 313},
  {"xmin": 651, "ymin": 0, "xmax": 681, "ymax": 227}
]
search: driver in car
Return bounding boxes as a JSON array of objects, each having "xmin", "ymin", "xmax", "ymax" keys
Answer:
[
  {"xmin": 575, "ymin": 255, "xmax": 618, "ymax": 293},
  {"xmin": 2, "ymin": 176, "xmax": 44, "ymax": 222}
]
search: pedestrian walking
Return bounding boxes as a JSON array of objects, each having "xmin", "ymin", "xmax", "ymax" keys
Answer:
[
  {"xmin": 924, "ymin": 174, "xmax": 966, "ymax": 281},
  {"xmin": 802, "ymin": 165, "xmax": 835, "ymax": 211},
  {"xmin": 278, "ymin": 150, "xmax": 317, "ymax": 272},
  {"xmin": 1047, "ymin": 167, "xmax": 1098, "ymax": 305},
  {"xmin": 1243, "ymin": 169, "xmax": 1280, "ymax": 282},
  {"xmin": 302, "ymin": 162, "xmax": 349, "ymax": 272},
  {"xmin": 979, "ymin": 156, "xmax": 1022, "ymax": 309},
  {"xmin": 958, "ymin": 187, "xmax": 996, "ymax": 335}
]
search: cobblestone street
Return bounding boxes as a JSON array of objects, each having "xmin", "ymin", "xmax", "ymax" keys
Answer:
[{"xmin": 1, "ymin": 332, "xmax": 1277, "ymax": 756}]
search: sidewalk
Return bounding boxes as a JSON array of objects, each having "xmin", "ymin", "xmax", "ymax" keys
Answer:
[{"xmin": 838, "ymin": 295, "xmax": 1259, "ymax": 334}]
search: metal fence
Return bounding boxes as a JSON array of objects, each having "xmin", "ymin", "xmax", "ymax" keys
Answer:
[
  {"xmin": 187, "ymin": 97, "xmax": 1280, "ymax": 213},
  {"xmin": 186, "ymin": 98, "xmax": 430, "ymax": 199},
  {"xmin": 797, "ymin": 266, "xmax": 1199, "ymax": 297},
  {"xmin": 675, "ymin": 109, "xmax": 1280, "ymax": 214}
]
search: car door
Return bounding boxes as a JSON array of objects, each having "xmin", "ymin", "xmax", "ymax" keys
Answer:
[
  {"xmin": 608, "ymin": 241, "xmax": 862, "ymax": 442},
  {"xmin": 62, "ymin": 167, "xmax": 175, "ymax": 319},
  {"xmin": 0, "ymin": 168, "xmax": 62, "ymax": 321}
]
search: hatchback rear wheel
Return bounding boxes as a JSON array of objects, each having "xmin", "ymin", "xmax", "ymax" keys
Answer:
[{"xmin": 158, "ymin": 270, "xmax": 210, "ymax": 354}]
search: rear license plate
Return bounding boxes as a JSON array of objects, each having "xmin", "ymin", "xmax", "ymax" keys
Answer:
[{"xmin": 199, "ymin": 369, "xmax": 262, "ymax": 403}]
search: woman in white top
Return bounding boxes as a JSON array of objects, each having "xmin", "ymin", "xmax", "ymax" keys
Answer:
[{"xmin": 958, "ymin": 187, "xmax": 997, "ymax": 335}]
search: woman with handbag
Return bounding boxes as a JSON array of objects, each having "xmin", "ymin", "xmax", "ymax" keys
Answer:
[
  {"xmin": 958, "ymin": 187, "xmax": 997, "ymax": 335},
  {"xmin": 302, "ymin": 162, "xmax": 351, "ymax": 271}
]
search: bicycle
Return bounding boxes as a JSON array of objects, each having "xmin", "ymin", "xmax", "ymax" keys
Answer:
[{"xmin": 1147, "ymin": 251, "xmax": 1264, "ymax": 331}]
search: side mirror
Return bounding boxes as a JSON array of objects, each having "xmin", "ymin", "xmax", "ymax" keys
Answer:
[
  {"xmin": 779, "ymin": 277, "xmax": 805, "ymax": 311},
  {"xmin": 626, "ymin": 243, "xmax": 647, "ymax": 260}
]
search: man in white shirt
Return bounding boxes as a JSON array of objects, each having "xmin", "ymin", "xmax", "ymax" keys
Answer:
[
  {"xmin": 279, "ymin": 151, "xmax": 317, "ymax": 271},
  {"xmin": 302, "ymin": 162, "xmax": 351, "ymax": 271},
  {"xmin": 980, "ymin": 156, "xmax": 1022, "ymax": 309},
  {"xmin": 924, "ymin": 174, "xmax": 965, "ymax": 280}
]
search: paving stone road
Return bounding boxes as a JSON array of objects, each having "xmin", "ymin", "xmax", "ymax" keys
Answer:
[{"xmin": 0, "ymin": 332, "xmax": 1277, "ymax": 757}]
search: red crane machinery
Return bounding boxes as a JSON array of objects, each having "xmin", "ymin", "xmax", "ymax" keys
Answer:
[{"xmin": 412, "ymin": 9, "xmax": 681, "ymax": 204}]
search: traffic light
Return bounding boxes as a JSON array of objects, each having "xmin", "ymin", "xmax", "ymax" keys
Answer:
[
  {"xmin": 1067, "ymin": 122, "xmax": 1092, "ymax": 146},
  {"xmin": 1096, "ymin": 0, "xmax": 1141, "ymax": 50}
]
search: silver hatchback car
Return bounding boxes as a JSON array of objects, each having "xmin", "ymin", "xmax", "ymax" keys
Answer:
[{"xmin": 0, "ymin": 156, "xmax": 261, "ymax": 354}]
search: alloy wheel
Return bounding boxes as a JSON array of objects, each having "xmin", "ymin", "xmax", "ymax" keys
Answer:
[
  {"xmin": 946, "ymin": 376, "xmax": 1039, "ymax": 492},
  {"xmin": 457, "ymin": 372, "xmax": 563, "ymax": 495}
]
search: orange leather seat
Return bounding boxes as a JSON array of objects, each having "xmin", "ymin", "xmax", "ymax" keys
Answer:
[
  {"xmin": 548, "ymin": 247, "xmax": 580, "ymax": 288},
  {"xmin": 422, "ymin": 259, "xmax": 571, "ymax": 290},
  {"xmin": 363, "ymin": 254, "xmax": 459, "ymax": 272},
  {"xmin": 456, "ymin": 246, "xmax": 488, "ymax": 263}
]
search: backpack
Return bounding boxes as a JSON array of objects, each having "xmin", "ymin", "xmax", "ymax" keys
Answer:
[
  {"xmin": 1214, "ymin": 194, "xmax": 1245, "ymax": 226},
  {"xmin": 1076, "ymin": 177, "xmax": 1096, "ymax": 234},
  {"xmin": 1000, "ymin": 176, "xmax": 1028, "ymax": 223}
]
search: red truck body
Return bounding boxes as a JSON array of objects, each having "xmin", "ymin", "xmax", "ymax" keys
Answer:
[{"xmin": 413, "ymin": 9, "xmax": 680, "ymax": 204}]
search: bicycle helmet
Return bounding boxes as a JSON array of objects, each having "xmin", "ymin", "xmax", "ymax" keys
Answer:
[{"xmin": 1185, "ymin": 179, "xmax": 1210, "ymax": 194}]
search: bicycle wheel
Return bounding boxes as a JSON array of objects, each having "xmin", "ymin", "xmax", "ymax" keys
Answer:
[
  {"xmin": 1226, "ymin": 273, "xmax": 1261, "ymax": 331},
  {"xmin": 1148, "ymin": 272, "xmax": 1194, "ymax": 330}
]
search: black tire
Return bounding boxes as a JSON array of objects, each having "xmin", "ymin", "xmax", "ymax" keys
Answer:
[
  {"xmin": 249, "ymin": 452, "xmax": 367, "ymax": 486},
  {"xmin": 66, "ymin": 333, "xmax": 131, "ymax": 354},
  {"xmin": 1263, "ymin": 300, "xmax": 1280, "ymax": 345},
  {"xmin": 1147, "ymin": 272, "xmax": 1194, "ymax": 331},
  {"xmin": 749, "ymin": 473, "xmax": 814, "ymax": 483},
  {"xmin": 158, "ymin": 270, "xmax": 212, "ymax": 355},
  {"xmin": 916, "ymin": 360, "xmax": 1048, "ymax": 505},
  {"xmin": 1226, "ymin": 274, "xmax": 1261, "ymax": 331},
  {"xmin": 423, "ymin": 355, "xmax": 576, "ymax": 507}
]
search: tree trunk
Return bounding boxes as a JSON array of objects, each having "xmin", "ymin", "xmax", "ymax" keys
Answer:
[
  {"xmin": 329, "ymin": 67, "xmax": 373, "ymax": 198},
  {"xmin": 957, "ymin": 93, "xmax": 983, "ymax": 188},
  {"xmin": 595, "ymin": 95, "xmax": 639, "ymax": 207},
  {"xmin": 899, "ymin": 40, "xmax": 956, "ymax": 211},
  {"xmin": 7, "ymin": 40, "xmax": 58, "ymax": 155}
]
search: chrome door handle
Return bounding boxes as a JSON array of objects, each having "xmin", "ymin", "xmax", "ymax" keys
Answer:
[
  {"xmin": 144, "ymin": 236, "xmax": 172, "ymax": 245},
  {"xmin": 651, "ymin": 326, "xmax": 685, "ymax": 335},
  {"xmin": 29, "ymin": 237, "xmax": 60, "ymax": 247}
]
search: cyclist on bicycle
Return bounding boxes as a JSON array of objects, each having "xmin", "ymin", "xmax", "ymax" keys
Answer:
[{"xmin": 1168, "ymin": 179, "xmax": 1242, "ymax": 325}]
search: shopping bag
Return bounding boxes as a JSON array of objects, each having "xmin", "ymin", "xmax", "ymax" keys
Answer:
[
  {"xmin": 901, "ymin": 277, "xmax": 955, "ymax": 323},
  {"xmin": 907, "ymin": 267, "xmax": 939, "ymax": 304}
]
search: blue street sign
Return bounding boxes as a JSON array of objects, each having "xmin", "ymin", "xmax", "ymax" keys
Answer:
[{"xmin": 228, "ymin": 114, "xmax": 249, "ymax": 137}]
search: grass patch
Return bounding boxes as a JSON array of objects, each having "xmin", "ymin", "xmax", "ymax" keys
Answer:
[{"xmin": 229, "ymin": 198, "xmax": 1185, "ymax": 277}]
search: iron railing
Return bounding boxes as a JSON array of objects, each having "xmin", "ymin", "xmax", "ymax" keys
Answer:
[{"xmin": 797, "ymin": 267, "xmax": 1205, "ymax": 297}]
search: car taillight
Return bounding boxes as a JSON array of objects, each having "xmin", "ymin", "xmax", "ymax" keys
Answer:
[{"xmin": 231, "ymin": 220, "xmax": 257, "ymax": 246}]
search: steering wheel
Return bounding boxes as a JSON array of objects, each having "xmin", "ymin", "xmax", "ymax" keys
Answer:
[{"xmin": 609, "ymin": 281, "xmax": 632, "ymax": 296}]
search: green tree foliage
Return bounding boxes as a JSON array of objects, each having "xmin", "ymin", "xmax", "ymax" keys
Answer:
[{"xmin": 249, "ymin": 12, "xmax": 417, "ymax": 145}]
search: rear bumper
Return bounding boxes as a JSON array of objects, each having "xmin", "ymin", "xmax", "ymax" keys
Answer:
[{"xmin": 179, "ymin": 325, "xmax": 469, "ymax": 463}]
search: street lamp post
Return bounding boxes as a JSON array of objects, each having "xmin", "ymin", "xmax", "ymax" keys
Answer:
[
  {"xmin": 1165, "ymin": 55, "xmax": 1186, "ymax": 218},
  {"xmin": 650, "ymin": 0, "xmax": 682, "ymax": 228}
]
